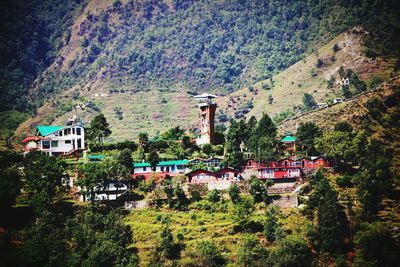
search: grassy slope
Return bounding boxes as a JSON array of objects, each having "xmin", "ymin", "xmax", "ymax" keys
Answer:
[
  {"xmin": 125, "ymin": 205, "xmax": 308, "ymax": 266},
  {"xmin": 216, "ymin": 28, "xmax": 396, "ymax": 121}
]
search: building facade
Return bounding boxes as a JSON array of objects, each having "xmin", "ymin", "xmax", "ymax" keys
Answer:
[
  {"xmin": 132, "ymin": 160, "xmax": 190, "ymax": 180},
  {"xmin": 22, "ymin": 123, "xmax": 85, "ymax": 158}
]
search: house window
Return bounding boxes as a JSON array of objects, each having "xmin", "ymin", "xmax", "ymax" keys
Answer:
[
  {"xmin": 51, "ymin": 141, "xmax": 58, "ymax": 147},
  {"xmin": 64, "ymin": 129, "xmax": 68, "ymax": 135},
  {"xmin": 76, "ymin": 128, "xmax": 81, "ymax": 135},
  {"xmin": 59, "ymin": 131, "xmax": 63, "ymax": 137},
  {"xmin": 143, "ymin": 167, "xmax": 147, "ymax": 171},
  {"xmin": 161, "ymin": 166, "xmax": 164, "ymax": 172},
  {"xmin": 42, "ymin": 140, "xmax": 50, "ymax": 149},
  {"xmin": 72, "ymin": 128, "xmax": 76, "ymax": 134},
  {"xmin": 65, "ymin": 140, "xmax": 71, "ymax": 144},
  {"xmin": 177, "ymin": 165, "xmax": 183, "ymax": 170}
]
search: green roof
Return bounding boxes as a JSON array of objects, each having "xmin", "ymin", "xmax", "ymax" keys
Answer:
[
  {"xmin": 133, "ymin": 159, "xmax": 189, "ymax": 168},
  {"xmin": 37, "ymin": 125, "xmax": 64, "ymax": 136},
  {"xmin": 281, "ymin": 135, "xmax": 297, "ymax": 142}
]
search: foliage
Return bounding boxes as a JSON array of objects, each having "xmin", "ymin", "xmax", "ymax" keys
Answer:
[
  {"xmin": 0, "ymin": 151, "xmax": 22, "ymax": 211},
  {"xmin": 117, "ymin": 148, "xmax": 133, "ymax": 174},
  {"xmin": 267, "ymin": 235, "xmax": 312, "ymax": 267},
  {"xmin": 273, "ymin": 109, "xmax": 295, "ymax": 124},
  {"xmin": 207, "ymin": 189, "xmax": 221, "ymax": 203},
  {"xmin": 249, "ymin": 176, "xmax": 270, "ymax": 204},
  {"xmin": 237, "ymin": 234, "xmax": 267, "ymax": 267},
  {"xmin": 264, "ymin": 206, "xmax": 281, "ymax": 243},
  {"xmin": 296, "ymin": 121, "xmax": 322, "ymax": 155},
  {"xmin": 87, "ymin": 113, "xmax": 112, "ymax": 144},
  {"xmin": 147, "ymin": 150, "xmax": 160, "ymax": 171},
  {"xmin": 354, "ymin": 222, "xmax": 400, "ymax": 267},
  {"xmin": 66, "ymin": 208, "xmax": 139, "ymax": 267},
  {"xmin": 23, "ymin": 151, "xmax": 68, "ymax": 213},
  {"xmin": 233, "ymin": 197, "xmax": 255, "ymax": 226},
  {"xmin": 302, "ymin": 93, "xmax": 316, "ymax": 110},
  {"xmin": 307, "ymin": 171, "xmax": 348, "ymax": 254},
  {"xmin": 227, "ymin": 183, "xmax": 241, "ymax": 204},
  {"xmin": 189, "ymin": 240, "xmax": 225, "ymax": 267}
]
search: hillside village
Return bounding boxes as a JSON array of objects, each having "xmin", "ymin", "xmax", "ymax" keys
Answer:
[{"xmin": 1, "ymin": 0, "xmax": 400, "ymax": 266}]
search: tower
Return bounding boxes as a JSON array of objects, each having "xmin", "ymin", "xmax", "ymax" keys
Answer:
[{"xmin": 194, "ymin": 93, "xmax": 218, "ymax": 145}]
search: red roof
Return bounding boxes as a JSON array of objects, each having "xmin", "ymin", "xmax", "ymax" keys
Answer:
[{"xmin": 22, "ymin": 136, "xmax": 42, "ymax": 143}]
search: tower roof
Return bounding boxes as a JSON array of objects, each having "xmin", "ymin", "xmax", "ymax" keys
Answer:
[{"xmin": 194, "ymin": 93, "xmax": 218, "ymax": 99}]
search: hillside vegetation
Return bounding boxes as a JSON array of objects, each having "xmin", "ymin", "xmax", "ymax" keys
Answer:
[{"xmin": 8, "ymin": 0, "xmax": 400, "ymax": 141}]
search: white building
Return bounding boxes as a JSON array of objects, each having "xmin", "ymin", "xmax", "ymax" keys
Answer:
[{"xmin": 23, "ymin": 122, "xmax": 85, "ymax": 158}]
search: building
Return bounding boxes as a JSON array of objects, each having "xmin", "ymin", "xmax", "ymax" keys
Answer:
[
  {"xmin": 281, "ymin": 133, "xmax": 297, "ymax": 152},
  {"xmin": 132, "ymin": 160, "xmax": 190, "ymax": 180},
  {"xmin": 258, "ymin": 166, "xmax": 302, "ymax": 180},
  {"xmin": 186, "ymin": 167, "xmax": 240, "ymax": 183},
  {"xmin": 243, "ymin": 158, "xmax": 266, "ymax": 170},
  {"xmin": 194, "ymin": 93, "xmax": 217, "ymax": 145},
  {"xmin": 22, "ymin": 121, "xmax": 85, "ymax": 158},
  {"xmin": 79, "ymin": 181, "xmax": 128, "ymax": 202}
]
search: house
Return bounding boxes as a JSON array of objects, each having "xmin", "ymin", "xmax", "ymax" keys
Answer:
[
  {"xmin": 132, "ymin": 160, "xmax": 190, "ymax": 180},
  {"xmin": 333, "ymin": 98, "xmax": 344, "ymax": 104},
  {"xmin": 215, "ymin": 167, "xmax": 240, "ymax": 181},
  {"xmin": 186, "ymin": 167, "xmax": 240, "ymax": 183},
  {"xmin": 243, "ymin": 158, "xmax": 266, "ymax": 170},
  {"xmin": 316, "ymin": 102, "xmax": 327, "ymax": 108},
  {"xmin": 258, "ymin": 166, "xmax": 302, "ymax": 180},
  {"xmin": 300, "ymin": 156, "xmax": 330, "ymax": 169},
  {"xmin": 186, "ymin": 169, "xmax": 217, "ymax": 183},
  {"xmin": 79, "ymin": 181, "xmax": 128, "ymax": 202},
  {"xmin": 22, "ymin": 121, "xmax": 85, "ymax": 158},
  {"xmin": 280, "ymin": 133, "xmax": 297, "ymax": 152}
]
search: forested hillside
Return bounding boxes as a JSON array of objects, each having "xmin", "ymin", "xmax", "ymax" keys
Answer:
[{"xmin": 3, "ymin": 0, "xmax": 400, "ymax": 141}]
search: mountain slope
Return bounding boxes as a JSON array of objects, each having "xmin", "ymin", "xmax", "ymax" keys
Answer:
[
  {"xmin": 10, "ymin": 0, "xmax": 400, "ymax": 142},
  {"xmin": 216, "ymin": 27, "xmax": 397, "ymax": 121}
]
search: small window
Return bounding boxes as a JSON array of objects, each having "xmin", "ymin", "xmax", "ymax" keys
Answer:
[
  {"xmin": 65, "ymin": 140, "xmax": 71, "ymax": 144},
  {"xmin": 76, "ymin": 128, "xmax": 81, "ymax": 135},
  {"xmin": 59, "ymin": 131, "xmax": 63, "ymax": 137},
  {"xmin": 143, "ymin": 167, "xmax": 147, "ymax": 171},
  {"xmin": 64, "ymin": 129, "xmax": 68, "ymax": 135},
  {"xmin": 42, "ymin": 140, "xmax": 50, "ymax": 149},
  {"xmin": 72, "ymin": 128, "xmax": 75, "ymax": 134},
  {"xmin": 51, "ymin": 141, "xmax": 58, "ymax": 147},
  {"xmin": 160, "ymin": 166, "xmax": 164, "ymax": 172}
]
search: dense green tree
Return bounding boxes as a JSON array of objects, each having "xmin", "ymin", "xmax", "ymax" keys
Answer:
[
  {"xmin": 66, "ymin": 208, "xmax": 139, "ymax": 267},
  {"xmin": 264, "ymin": 206, "xmax": 281, "ymax": 243},
  {"xmin": 161, "ymin": 126, "xmax": 185, "ymax": 141},
  {"xmin": 21, "ymin": 211, "xmax": 69, "ymax": 267},
  {"xmin": 354, "ymin": 222, "xmax": 400, "ymax": 267},
  {"xmin": 249, "ymin": 176, "xmax": 270, "ymax": 203},
  {"xmin": 117, "ymin": 148, "xmax": 133, "ymax": 174},
  {"xmin": 233, "ymin": 197, "xmax": 255, "ymax": 227},
  {"xmin": 207, "ymin": 189, "xmax": 221, "ymax": 203},
  {"xmin": 0, "ymin": 166, "xmax": 21, "ymax": 211},
  {"xmin": 247, "ymin": 113, "xmax": 277, "ymax": 161},
  {"xmin": 87, "ymin": 113, "xmax": 112, "ymax": 143},
  {"xmin": 225, "ymin": 119, "xmax": 247, "ymax": 169},
  {"xmin": 296, "ymin": 121, "xmax": 322, "ymax": 156},
  {"xmin": 267, "ymin": 235, "xmax": 312, "ymax": 267},
  {"xmin": 147, "ymin": 150, "xmax": 160, "ymax": 172},
  {"xmin": 202, "ymin": 143, "xmax": 213, "ymax": 156},
  {"xmin": 334, "ymin": 121, "xmax": 353, "ymax": 132},
  {"xmin": 228, "ymin": 183, "xmax": 241, "ymax": 204},
  {"xmin": 308, "ymin": 172, "xmax": 348, "ymax": 254},
  {"xmin": 302, "ymin": 93, "xmax": 316, "ymax": 110},
  {"xmin": 23, "ymin": 151, "xmax": 68, "ymax": 213},
  {"xmin": 237, "ymin": 234, "xmax": 267, "ymax": 267},
  {"xmin": 190, "ymin": 240, "xmax": 225, "ymax": 267},
  {"xmin": 138, "ymin": 132, "xmax": 149, "ymax": 151}
]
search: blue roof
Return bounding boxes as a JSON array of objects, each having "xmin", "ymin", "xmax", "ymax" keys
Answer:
[
  {"xmin": 133, "ymin": 159, "xmax": 189, "ymax": 168},
  {"xmin": 37, "ymin": 125, "xmax": 64, "ymax": 136}
]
